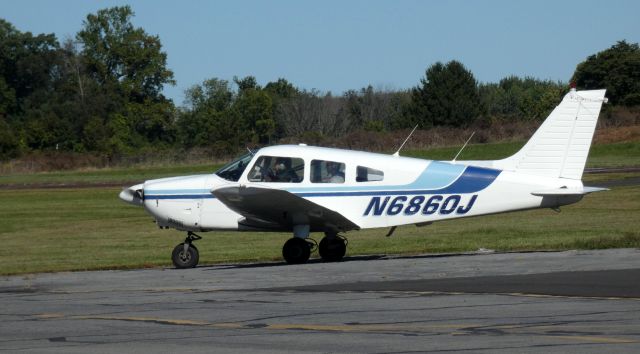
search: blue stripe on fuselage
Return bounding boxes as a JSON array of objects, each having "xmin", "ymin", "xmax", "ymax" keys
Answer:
[
  {"xmin": 145, "ymin": 194, "xmax": 216, "ymax": 200},
  {"xmin": 294, "ymin": 165, "xmax": 501, "ymax": 197},
  {"xmin": 142, "ymin": 164, "xmax": 501, "ymax": 200}
]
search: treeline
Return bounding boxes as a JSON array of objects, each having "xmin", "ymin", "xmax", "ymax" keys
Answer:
[{"xmin": 1, "ymin": 6, "xmax": 639, "ymax": 160}]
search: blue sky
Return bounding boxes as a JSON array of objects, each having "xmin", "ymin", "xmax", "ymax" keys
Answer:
[{"xmin": 1, "ymin": 0, "xmax": 638, "ymax": 105}]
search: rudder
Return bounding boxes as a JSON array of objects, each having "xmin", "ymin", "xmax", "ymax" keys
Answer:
[{"xmin": 497, "ymin": 89, "xmax": 607, "ymax": 180}]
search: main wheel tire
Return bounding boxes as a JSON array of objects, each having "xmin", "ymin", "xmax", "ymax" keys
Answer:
[
  {"xmin": 282, "ymin": 238, "xmax": 311, "ymax": 264},
  {"xmin": 172, "ymin": 243, "xmax": 199, "ymax": 269},
  {"xmin": 318, "ymin": 236, "xmax": 347, "ymax": 262}
]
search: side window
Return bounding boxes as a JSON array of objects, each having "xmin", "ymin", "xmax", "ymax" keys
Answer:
[
  {"xmin": 311, "ymin": 160, "xmax": 345, "ymax": 183},
  {"xmin": 248, "ymin": 156, "xmax": 304, "ymax": 183},
  {"xmin": 356, "ymin": 166, "xmax": 384, "ymax": 182}
]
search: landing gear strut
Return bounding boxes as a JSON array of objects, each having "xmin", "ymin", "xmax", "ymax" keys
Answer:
[
  {"xmin": 172, "ymin": 232, "xmax": 201, "ymax": 269},
  {"xmin": 319, "ymin": 233, "xmax": 347, "ymax": 262}
]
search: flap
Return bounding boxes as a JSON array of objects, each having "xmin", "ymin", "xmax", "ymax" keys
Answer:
[{"xmin": 212, "ymin": 185, "xmax": 360, "ymax": 232}]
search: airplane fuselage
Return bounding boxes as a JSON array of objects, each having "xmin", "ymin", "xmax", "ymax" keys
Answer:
[{"xmin": 132, "ymin": 145, "xmax": 584, "ymax": 233}]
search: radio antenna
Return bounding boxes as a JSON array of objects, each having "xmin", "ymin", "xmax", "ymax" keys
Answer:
[
  {"xmin": 393, "ymin": 124, "xmax": 418, "ymax": 157},
  {"xmin": 452, "ymin": 131, "xmax": 475, "ymax": 162}
]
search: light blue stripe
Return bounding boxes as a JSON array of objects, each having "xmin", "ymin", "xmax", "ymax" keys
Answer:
[{"xmin": 144, "ymin": 189, "xmax": 211, "ymax": 195}]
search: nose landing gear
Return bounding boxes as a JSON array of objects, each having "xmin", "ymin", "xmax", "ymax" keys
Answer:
[{"xmin": 172, "ymin": 232, "xmax": 201, "ymax": 269}]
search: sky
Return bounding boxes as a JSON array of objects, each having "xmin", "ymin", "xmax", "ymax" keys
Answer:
[{"xmin": 1, "ymin": 0, "xmax": 638, "ymax": 105}]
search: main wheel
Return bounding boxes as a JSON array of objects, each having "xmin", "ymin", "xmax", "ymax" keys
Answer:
[
  {"xmin": 319, "ymin": 236, "xmax": 347, "ymax": 262},
  {"xmin": 282, "ymin": 238, "xmax": 312, "ymax": 264},
  {"xmin": 172, "ymin": 243, "xmax": 199, "ymax": 269}
]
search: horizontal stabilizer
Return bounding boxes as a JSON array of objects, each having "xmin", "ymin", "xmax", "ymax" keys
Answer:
[{"xmin": 531, "ymin": 186, "xmax": 609, "ymax": 197}]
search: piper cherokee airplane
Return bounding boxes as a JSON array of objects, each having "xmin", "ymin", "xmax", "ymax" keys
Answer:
[{"xmin": 120, "ymin": 88, "xmax": 608, "ymax": 268}]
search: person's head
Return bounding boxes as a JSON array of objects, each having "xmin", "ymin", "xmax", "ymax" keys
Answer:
[{"xmin": 275, "ymin": 158, "xmax": 290, "ymax": 172}]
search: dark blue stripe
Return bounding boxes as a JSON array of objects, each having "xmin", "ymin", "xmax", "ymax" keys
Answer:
[{"xmin": 145, "ymin": 194, "xmax": 216, "ymax": 200}]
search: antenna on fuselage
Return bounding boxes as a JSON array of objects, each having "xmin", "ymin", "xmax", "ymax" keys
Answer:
[
  {"xmin": 452, "ymin": 131, "xmax": 475, "ymax": 163},
  {"xmin": 392, "ymin": 124, "xmax": 419, "ymax": 157}
]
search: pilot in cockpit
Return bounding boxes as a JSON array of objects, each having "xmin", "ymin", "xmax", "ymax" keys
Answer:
[{"xmin": 273, "ymin": 157, "xmax": 298, "ymax": 182}]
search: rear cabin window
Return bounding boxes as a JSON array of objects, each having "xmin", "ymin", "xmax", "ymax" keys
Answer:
[
  {"xmin": 356, "ymin": 166, "xmax": 384, "ymax": 182},
  {"xmin": 311, "ymin": 160, "xmax": 345, "ymax": 183},
  {"xmin": 248, "ymin": 156, "xmax": 304, "ymax": 183}
]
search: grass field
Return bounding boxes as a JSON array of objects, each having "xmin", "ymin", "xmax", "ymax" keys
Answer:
[{"xmin": 0, "ymin": 172, "xmax": 638, "ymax": 276}]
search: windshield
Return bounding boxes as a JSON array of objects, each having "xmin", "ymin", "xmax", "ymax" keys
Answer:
[{"xmin": 215, "ymin": 152, "xmax": 254, "ymax": 181}]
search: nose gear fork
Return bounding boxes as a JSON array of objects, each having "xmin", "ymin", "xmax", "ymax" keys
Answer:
[{"xmin": 172, "ymin": 232, "xmax": 202, "ymax": 269}]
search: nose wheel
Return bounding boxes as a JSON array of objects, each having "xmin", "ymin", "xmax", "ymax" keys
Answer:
[{"xmin": 172, "ymin": 232, "xmax": 201, "ymax": 269}]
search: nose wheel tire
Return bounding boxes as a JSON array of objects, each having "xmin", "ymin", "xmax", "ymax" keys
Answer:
[
  {"xmin": 319, "ymin": 235, "xmax": 347, "ymax": 262},
  {"xmin": 172, "ymin": 243, "xmax": 199, "ymax": 269},
  {"xmin": 282, "ymin": 238, "xmax": 312, "ymax": 264}
]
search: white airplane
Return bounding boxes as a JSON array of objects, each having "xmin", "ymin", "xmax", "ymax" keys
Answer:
[{"xmin": 120, "ymin": 88, "xmax": 608, "ymax": 268}]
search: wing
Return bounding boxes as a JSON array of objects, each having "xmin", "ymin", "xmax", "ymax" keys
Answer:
[{"xmin": 212, "ymin": 186, "xmax": 360, "ymax": 233}]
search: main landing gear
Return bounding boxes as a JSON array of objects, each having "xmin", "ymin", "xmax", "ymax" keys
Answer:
[
  {"xmin": 282, "ymin": 231, "xmax": 348, "ymax": 264},
  {"xmin": 172, "ymin": 232, "xmax": 201, "ymax": 269},
  {"xmin": 318, "ymin": 234, "xmax": 348, "ymax": 262}
]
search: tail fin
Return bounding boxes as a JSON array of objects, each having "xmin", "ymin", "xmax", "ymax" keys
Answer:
[{"xmin": 494, "ymin": 89, "xmax": 607, "ymax": 180}]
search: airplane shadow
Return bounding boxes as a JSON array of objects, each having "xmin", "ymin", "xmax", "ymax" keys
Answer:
[{"xmin": 195, "ymin": 250, "xmax": 523, "ymax": 271}]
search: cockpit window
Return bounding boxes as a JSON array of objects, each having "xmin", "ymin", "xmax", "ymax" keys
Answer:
[
  {"xmin": 248, "ymin": 156, "xmax": 304, "ymax": 183},
  {"xmin": 215, "ymin": 152, "xmax": 254, "ymax": 181}
]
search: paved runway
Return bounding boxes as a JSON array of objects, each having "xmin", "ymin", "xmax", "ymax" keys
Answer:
[{"xmin": 1, "ymin": 249, "xmax": 639, "ymax": 353}]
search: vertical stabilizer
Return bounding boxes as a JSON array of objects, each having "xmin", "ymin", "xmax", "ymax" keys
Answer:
[{"xmin": 495, "ymin": 89, "xmax": 607, "ymax": 180}]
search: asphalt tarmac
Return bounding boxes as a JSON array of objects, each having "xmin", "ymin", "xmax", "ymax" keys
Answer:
[{"xmin": 1, "ymin": 249, "xmax": 639, "ymax": 353}]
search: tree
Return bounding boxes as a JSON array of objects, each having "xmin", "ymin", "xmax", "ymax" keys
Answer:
[
  {"xmin": 264, "ymin": 78, "xmax": 299, "ymax": 139},
  {"xmin": 233, "ymin": 75, "xmax": 259, "ymax": 95},
  {"xmin": 76, "ymin": 6, "xmax": 177, "ymax": 154},
  {"xmin": 408, "ymin": 61, "xmax": 481, "ymax": 127},
  {"xmin": 0, "ymin": 19, "xmax": 59, "ymax": 116},
  {"xmin": 340, "ymin": 86, "xmax": 409, "ymax": 131},
  {"xmin": 479, "ymin": 77, "xmax": 566, "ymax": 121},
  {"xmin": 178, "ymin": 78, "xmax": 247, "ymax": 152},
  {"xmin": 233, "ymin": 88, "xmax": 274, "ymax": 144},
  {"xmin": 572, "ymin": 40, "xmax": 640, "ymax": 106},
  {"xmin": 276, "ymin": 90, "xmax": 346, "ymax": 137},
  {"xmin": 264, "ymin": 78, "xmax": 298, "ymax": 99},
  {"xmin": 76, "ymin": 6, "xmax": 175, "ymax": 100}
]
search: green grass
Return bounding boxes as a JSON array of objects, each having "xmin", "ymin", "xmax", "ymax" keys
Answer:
[{"xmin": 0, "ymin": 174, "xmax": 638, "ymax": 275}]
